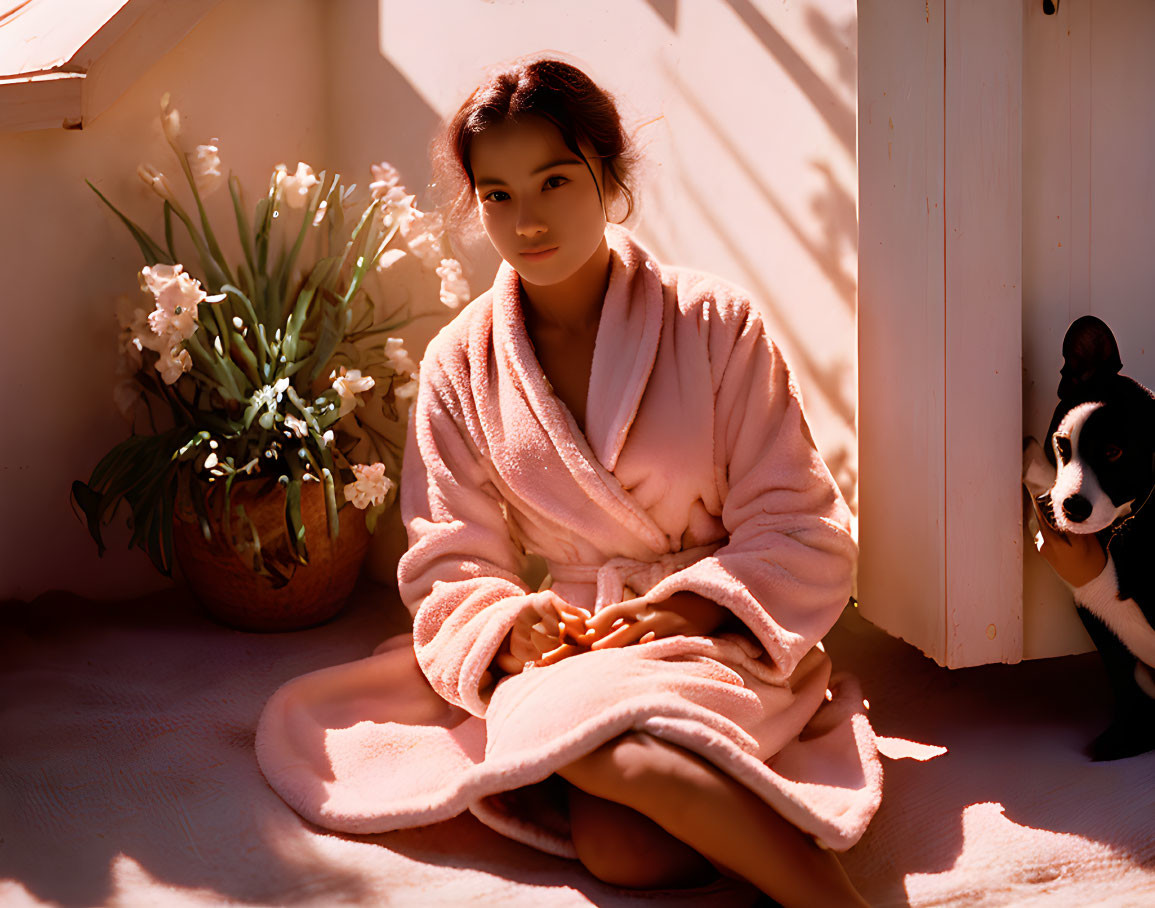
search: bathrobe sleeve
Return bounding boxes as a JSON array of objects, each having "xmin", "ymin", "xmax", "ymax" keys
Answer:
[
  {"xmin": 641, "ymin": 299, "xmax": 857, "ymax": 683},
  {"xmin": 397, "ymin": 359, "xmax": 555, "ymax": 718}
]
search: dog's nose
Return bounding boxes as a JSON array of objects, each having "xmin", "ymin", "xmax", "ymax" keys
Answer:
[{"xmin": 1062, "ymin": 494, "xmax": 1093, "ymax": 523}]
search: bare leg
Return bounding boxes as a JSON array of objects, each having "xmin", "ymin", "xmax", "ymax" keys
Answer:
[
  {"xmin": 558, "ymin": 732, "xmax": 868, "ymax": 908},
  {"xmin": 567, "ymin": 785, "xmax": 718, "ymax": 889}
]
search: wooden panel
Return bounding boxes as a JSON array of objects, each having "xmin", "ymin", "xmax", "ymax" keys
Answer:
[
  {"xmin": 1022, "ymin": 0, "xmax": 1155, "ymax": 659},
  {"xmin": 0, "ymin": 72, "xmax": 82, "ymax": 131},
  {"xmin": 857, "ymin": 0, "xmax": 947, "ymax": 660},
  {"xmin": 943, "ymin": 0, "xmax": 1023, "ymax": 666},
  {"xmin": 81, "ymin": 0, "xmax": 220, "ymax": 125},
  {"xmin": 0, "ymin": 0, "xmax": 130, "ymax": 77},
  {"xmin": 1021, "ymin": 0, "xmax": 1094, "ymax": 659},
  {"xmin": 0, "ymin": 0, "xmax": 219, "ymax": 132},
  {"xmin": 1089, "ymin": 0, "xmax": 1155, "ymax": 370}
]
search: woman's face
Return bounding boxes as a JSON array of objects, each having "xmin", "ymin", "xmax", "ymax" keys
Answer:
[{"xmin": 469, "ymin": 117, "xmax": 608, "ymax": 290}]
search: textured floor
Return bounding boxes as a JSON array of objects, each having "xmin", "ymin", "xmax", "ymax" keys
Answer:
[{"xmin": 1, "ymin": 582, "xmax": 1152, "ymax": 906}]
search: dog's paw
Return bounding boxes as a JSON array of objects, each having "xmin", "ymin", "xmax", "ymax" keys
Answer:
[{"xmin": 1022, "ymin": 437, "xmax": 1055, "ymax": 498}]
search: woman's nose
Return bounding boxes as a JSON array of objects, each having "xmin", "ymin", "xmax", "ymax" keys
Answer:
[{"xmin": 515, "ymin": 201, "xmax": 546, "ymax": 237}]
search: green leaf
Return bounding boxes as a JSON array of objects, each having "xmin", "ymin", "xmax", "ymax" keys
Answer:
[
  {"xmin": 220, "ymin": 284, "xmax": 270, "ymax": 361},
  {"xmin": 228, "ymin": 174, "xmax": 256, "ymax": 278},
  {"xmin": 163, "ymin": 201, "xmax": 178, "ymax": 262},
  {"xmin": 70, "ymin": 480, "xmax": 108, "ymax": 555},
  {"xmin": 283, "ymin": 256, "xmax": 338, "ymax": 362},
  {"xmin": 276, "ymin": 177, "xmax": 329, "ymax": 307},
  {"xmin": 322, "ymin": 467, "xmax": 339, "ymax": 542},
  {"xmin": 187, "ymin": 470, "xmax": 213, "ymax": 541},
  {"xmin": 284, "ymin": 477, "xmax": 309, "ymax": 565},
  {"xmin": 168, "ymin": 139, "xmax": 234, "ymax": 290},
  {"xmin": 343, "ymin": 218, "xmax": 399, "ymax": 309},
  {"xmin": 222, "ymin": 473, "xmax": 238, "ymax": 548},
  {"xmin": 87, "ymin": 180, "xmax": 171, "ymax": 266},
  {"xmin": 165, "ymin": 196, "xmax": 226, "ymax": 292}
]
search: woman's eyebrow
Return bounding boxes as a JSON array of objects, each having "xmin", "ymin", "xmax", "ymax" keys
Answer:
[
  {"xmin": 531, "ymin": 157, "xmax": 584, "ymax": 174},
  {"xmin": 475, "ymin": 158, "xmax": 584, "ymax": 189}
]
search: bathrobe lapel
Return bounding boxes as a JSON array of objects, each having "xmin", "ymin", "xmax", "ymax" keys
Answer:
[{"xmin": 487, "ymin": 226, "xmax": 668, "ymax": 554}]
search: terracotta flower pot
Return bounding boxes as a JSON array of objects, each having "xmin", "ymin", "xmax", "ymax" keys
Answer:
[{"xmin": 172, "ymin": 477, "xmax": 371, "ymax": 632}]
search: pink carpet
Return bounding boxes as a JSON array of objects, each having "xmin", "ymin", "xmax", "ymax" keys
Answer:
[{"xmin": 2, "ymin": 581, "xmax": 1152, "ymax": 906}]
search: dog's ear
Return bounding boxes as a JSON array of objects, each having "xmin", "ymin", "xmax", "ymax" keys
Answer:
[{"xmin": 1058, "ymin": 315, "xmax": 1123, "ymax": 399}]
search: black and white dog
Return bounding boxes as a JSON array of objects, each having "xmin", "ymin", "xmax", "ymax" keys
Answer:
[{"xmin": 1023, "ymin": 315, "xmax": 1155, "ymax": 761}]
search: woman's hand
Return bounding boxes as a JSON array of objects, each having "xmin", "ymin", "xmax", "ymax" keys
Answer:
[
  {"xmin": 494, "ymin": 598, "xmax": 592, "ymax": 676},
  {"xmin": 584, "ymin": 591, "xmax": 727, "ymax": 650},
  {"xmin": 1029, "ymin": 492, "xmax": 1107, "ymax": 587}
]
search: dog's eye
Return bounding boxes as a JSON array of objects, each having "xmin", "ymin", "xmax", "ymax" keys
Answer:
[
  {"xmin": 1055, "ymin": 435, "xmax": 1072, "ymax": 464},
  {"xmin": 1104, "ymin": 444, "xmax": 1123, "ymax": 462}
]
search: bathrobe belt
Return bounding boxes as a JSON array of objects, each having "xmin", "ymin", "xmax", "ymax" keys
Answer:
[{"xmin": 543, "ymin": 543, "xmax": 724, "ymax": 612}]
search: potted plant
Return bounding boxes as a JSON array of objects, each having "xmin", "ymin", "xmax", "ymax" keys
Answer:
[{"xmin": 72, "ymin": 95, "xmax": 467, "ymax": 631}]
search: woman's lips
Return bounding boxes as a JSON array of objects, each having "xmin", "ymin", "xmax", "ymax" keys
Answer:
[{"xmin": 520, "ymin": 246, "xmax": 558, "ymax": 261}]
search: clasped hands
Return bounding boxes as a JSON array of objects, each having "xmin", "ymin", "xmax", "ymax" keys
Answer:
[{"xmin": 494, "ymin": 590, "xmax": 725, "ymax": 677}]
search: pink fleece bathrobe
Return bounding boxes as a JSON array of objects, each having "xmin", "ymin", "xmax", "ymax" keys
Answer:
[{"xmin": 255, "ymin": 225, "xmax": 882, "ymax": 855}]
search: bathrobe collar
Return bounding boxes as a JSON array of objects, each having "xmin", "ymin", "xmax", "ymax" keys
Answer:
[{"xmin": 490, "ymin": 224, "xmax": 664, "ymax": 473}]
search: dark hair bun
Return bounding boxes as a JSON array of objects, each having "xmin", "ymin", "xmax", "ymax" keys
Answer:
[{"xmin": 432, "ymin": 57, "xmax": 638, "ymax": 230}]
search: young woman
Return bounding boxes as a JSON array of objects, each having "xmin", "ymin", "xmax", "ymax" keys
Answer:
[
  {"xmin": 397, "ymin": 59, "xmax": 878, "ymax": 905},
  {"xmin": 259, "ymin": 57, "xmax": 880, "ymax": 907}
]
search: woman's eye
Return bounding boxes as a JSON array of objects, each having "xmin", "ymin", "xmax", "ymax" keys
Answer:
[
  {"xmin": 1104, "ymin": 444, "xmax": 1123, "ymax": 462},
  {"xmin": 483, "ymin": 190, "xmax": 509, "ymax": 203},
  {"xmin": 543, "ymin": 175, "xmax": 569, "ymax": 190}
]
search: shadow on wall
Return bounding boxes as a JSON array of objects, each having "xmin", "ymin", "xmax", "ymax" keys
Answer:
[
  {"xmin": 374, "ymin": 0, "xmax": 860, "ymax": 508},
  {"xmin": 324, "ymin": 0, "xmax": 450, "ymax": 362},
  {"xmin": 324, "ymin": 0, "xmax": 440, "ymax": 204},
  {"xmin": 641, "ymin": 0, "xmax": 859, "ymax": 508}
]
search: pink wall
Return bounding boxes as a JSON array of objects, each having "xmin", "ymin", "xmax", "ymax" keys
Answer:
[
  {"xmin": 1, "ymin": 0, "xmax": 859, "ymax": 602},
  {"xmin": 378, "ymin": 0, "xmax": 860, "ymax": 510},
  {"xmin": 0, "ymin": 0, "xmax": 328, "ymax": 599}
]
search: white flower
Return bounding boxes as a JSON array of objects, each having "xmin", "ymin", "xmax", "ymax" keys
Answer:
[
  {"xmin": 140, "ymin": 264, "xmax": 206, "ymax": 341},
  {"xmin": 124, "ymin": 308, "xmax": 169, "ymax": 359},
  {"xmin": 251, "ymin": 385, "xmax": 277, "ymax": 411},
  {"xmin": 404, "ymin": 218, "xmax": 445, "ymax": 270},
  {"xmin": 436, "ymin": 258, "xmax": 470, "ymax": 309},
  {"xmin": 384, "ymin": 338, "xmax": 417, "ymax": 376},
  {"xmin": 344, "ymin": 462, "xmax": 394, "ymax": 509},
  {"xmin": 407, "ymin": 233, "xmax": 445, "ymax": 270},
  {"xmin": 191, "ymin": 141, "xmax": 224, "ymax": 197},
  {"xmin": 395, "ymin": 372, "xmax": 419, "ymax": 402},
  {"xmin": 369, "ymin": 162, "xmax": 402, "ymax": 198},
  {"xmin": 374, "ymin": 248, "xmax": 407, "ymax": 273},
  {"xmin": 330, "ymin": 366, "xmax": 375, "ymax": 417},
  {"xmin": 406, "ymin": 208, "xmax": 443, "ymax": 237},
  {"xmin": 381, "ymin": 192, "xmax": 418, "ymax": 234},
  {"xmin": 252, "ymin": 380, "xmax": 287, "ymax": 429},
  {"xmin": 252, "ymin": 376, "xmax": 290, "ymax": 414},
  {"xmin": 369, "ymin": 165, "xmax": 418, "ymax": 232},
  {"xmin": 156, "ymin": 346, "xmax": 192, "ymax": 384},
  {"xmin": 284, "ymin": 414, "xmax": 309, "ymax": 438},
  {"xmin": 137, "ymin": 164, "xmax": 175, "ymax": 201},
  {"xmin": 159, "ymin": 93, "xmax": 181, "ymax": 141},
  {"xmin": 277, "ymin": 162, "xmax": 318, "ymax": 209},
  {"xmin": 376, "ymin": 183, "xmax": 411, "ymax": 208}
]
